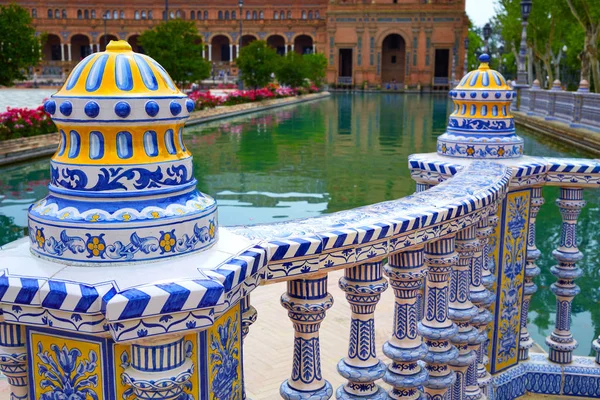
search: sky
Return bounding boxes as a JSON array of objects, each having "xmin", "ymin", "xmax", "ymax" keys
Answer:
[{"xmin": 466, "ymin": 0, "xmax": 498, "ymax": 27}]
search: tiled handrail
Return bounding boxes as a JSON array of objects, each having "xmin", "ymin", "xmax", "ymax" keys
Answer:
[{"xmin": 519, "ymin": 86, "xmax": 600, "ymax": 131}]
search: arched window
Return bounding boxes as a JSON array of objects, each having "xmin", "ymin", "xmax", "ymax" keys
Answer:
[
  {"xmin": 287, "ymin": 11, "xmax": 291, "ymax": 19},
  {"xmin": 225, "ymin": 11, "xmax": 229, "ymax": 20},
  {"xmin": 120, "ymin": 11, "xmax": 124, "ymax": 19},
  {"xmin": 308, "ymin": 11, "xmax": 313, "ymax": 20},
  {"xmin": 148, "ymin": 10, "xmax": 153, "ymax": 19},
  {"xmin": 301, "ymin": 10, "xmax": 307, "ymax": 19},
  {"xmin": 259, "ymin": 11, "xmax": 264, "ymax": 19},
  {"xmin": 62, "ymin": 9, "xmax": 67, "ymax": 18},
  {"xmin": 245, "ymin": 10, "xmax": 250, "ymax": 20},
  {"xmin": 55, "ymin": 9, "xmax": 60, "ymax": 19},
  {"xmin": 232, "ymin": 10, "xmax": 236, "ymax": 19},
  {"xmin": 176, "ymin": 10, "xmax": 183, "ymax": 19},
  {"xmin": 203, "ymin": 11, "xmax": 208, "ymax": 19},
  {"xmin": 280, "ymin": 10, "xmax": 285, "ymax": 20},
  {"xmin": 91, "ymin": 10, "xmax": 96, "ymax": 18},
  {"xmin": 252, "ymin": 11, "xmax": 257, "ymax": 20},
  {"xmin": 218, "ymin": 11, "xmax": 223, "ymax": 20},
  {"xmin": 142, "ymin": 10, "xmax": 147, "ymax": 19},
  {"xmin": 84, "ymin": 9, "xmax": 89, "ymax": 19},
  {"xmin": 47, "ymin": 8, "xmax": 53, "ymax": 18},
  {"xmin": 103, "ymin": 10, "xmax": 109, "ymax": 19},
  {"xmin": 169, "ymin": 11, "xmax": 174, "ymax": 19},
  {"xmin": 135, "ymin": 10, "xmax": 140, "ymax": 19},
  {"xmin": 315, "ymin": 11, "xmax": 320, "ymax": 19},
  {"xmin": 274, "ymin": 11, "xmax": 279, "ymax": 19},
  {"xmin": 190, "ymin": 10, "xmax": 195, "ymax": 19},
  {"xmin": 32, "ymin": 8, "xmax": 37, "ymax": 18},
  {"xmin": 113, "ymin": 10, "xmax": 118, "ymax": 19}
]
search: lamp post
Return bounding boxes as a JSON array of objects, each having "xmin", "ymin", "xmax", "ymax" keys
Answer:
[
  {"xmin": 517, "ymin": 0, "xmax": 532, "ymax": 85},
  {"xmin": 483, "ymin": 23, "xmax": 492, "ymax": 54},
  {"xmin": 464, "ymin": 37, "xmax": 469, "ymax": 75},
  {"xmin": 103, "ymin": 12, "xmax": 108, "ymax": 51},
  {"xmin": 238, "ymin": 0, "xmax": 244, "ymax": 90},
  {"xmin": 164, "ymin": 0, "xmax": 168, "ymax": 21}
]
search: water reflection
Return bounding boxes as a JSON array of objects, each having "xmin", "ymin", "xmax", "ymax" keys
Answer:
[{"xmin": 0, "ymin": 94, "xmax": 598, "ymax": 356}]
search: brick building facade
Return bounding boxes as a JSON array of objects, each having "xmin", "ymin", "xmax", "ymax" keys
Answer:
[{"xmin": 24, "ymin": 0, "xmax": 468, "ymax": 89}]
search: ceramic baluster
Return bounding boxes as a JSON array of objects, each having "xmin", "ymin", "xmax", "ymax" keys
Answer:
[
  {"xmin": 0, "ymin": 323, "xmax": 28, "ymax": 400},
  {"xmin": 280, "ymin": 273, "xmax": 334, "ymax": 399},
  {"xmin": 121, "ymin": 335, "xmax": 194, "ymax": 399},
  {"xmin": 519, "ymin": 187, "xmax": 544, "ymax": 361},
  {"xmin": 473, "ymin": 210, "xmax": 495, "ymax": 395},
  {"xmin": 241, "ymin": 294, "xmax": 258, "ymax": 340},
  {"xmin": 546, "ymin": 188, "xmax": 585, "ymax": 364},
  {"xmin": 448, "ymin": 226, "xmax": 480, "ymax": 400},
  {"xmin": 337, "ymin": 262, "xmax": 388, "ymax": 399},
  {"xmin": 419, "ymin": 236, "xmax": 459, "ymax": 399},
  {"xmin": 383, "ymin": 248, "xmax": 429, "ymax": 400}
]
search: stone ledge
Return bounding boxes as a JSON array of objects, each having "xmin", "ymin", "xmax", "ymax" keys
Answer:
[
  {"xmin": 0, "ymin": 92, "xmax": 330, "ymax": 167},
  {"xmin": 513, "ymin": 111, "xmax": 600, "ymax": 155}
]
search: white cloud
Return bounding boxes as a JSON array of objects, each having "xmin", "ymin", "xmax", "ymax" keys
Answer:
[{"xmin": 466, "ymin": 0, "xmax": 498, "ymax": 27}]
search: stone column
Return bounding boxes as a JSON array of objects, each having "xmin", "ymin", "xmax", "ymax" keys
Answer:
[
  {"xmin": 280, "ymin": 273, "xmax": 334, "ymax": 399},
  {"xmin": 122, "ymin": 335, "xmax": 194, "ymax": 399},
  {"xmin": 285, "ymin": 44, "xmax": 288, "ymax": 55},
  {"xmin": 337, "ymin": 262, "xmax": 388, "ymax": 399},
  {"xmin": 291, "ymin": 44, "xmax": 295, "ymax": 53},
  {"xmin": 89, "ymin": 44, "xmax": 93, "ymax": 53},
  {"xmin": 202, "ymin": 45, "xmax": 205, "ymax": 59},
  {"xmin": 67, "ymin": 43, "xmax": 72, "ymax": 61},
  {"xmin": 229, "ymin": 44, "xmax": 233, "ymax": 62},
  {"xmin": 236, "ymin": 44, "xmax": 240, "ymax": 59},
  {"xmin": 519, "ymin": 187, "xmax": 544, "ymax": 360},
  {"xmin": 546, "ymin": 188, "xmax": 585, "ymax": 364},
  {"xmin": 0, "ymin": 323, "xmax": 28, "ymax": 400},
  {"xmin": 60, "ymin": 44, "xmax": 65, "ymax": 61},
  {"xmin": 420, "ymin": 236, "xmax": 459, "ymax": 399},
  {"xmin": 448, "ymin": 226, "xmax": 480, "ymax": 400},
  {"xmin": 208, "ymin": 44, "xmax": 212, "ymax": 61},
  {"xmin": 383, "ymin": 248, "xmax": 429, "ymax": 400},
  {"xmin": 313, "ymin": 44, "xmax": 316, "ymax": 53}
]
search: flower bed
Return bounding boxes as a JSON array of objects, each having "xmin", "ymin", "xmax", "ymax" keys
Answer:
[
  {"xmin": 188, "ymin": 85, "xmax": 320, "ymax": 112},
  {"xmin": 0, "ymin": 105, "xmax": 57, "ymax": 141}
]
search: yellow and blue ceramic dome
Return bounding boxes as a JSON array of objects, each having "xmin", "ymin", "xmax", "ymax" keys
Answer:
[
  {"xmin": 437, "ymin": 54, "xmax": 523, "ymax": 159},
  {"xmin": 30, "ymin": 40, "xmax": 218, "ymax": 264}
]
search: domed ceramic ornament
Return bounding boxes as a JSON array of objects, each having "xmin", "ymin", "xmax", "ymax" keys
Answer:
[
  {"xmin": 437, "ymin": 54, "xmax": 524, "ymax": 159},
  {"xmin": 31, "ymin": 40, "xmax": 217, "ymax": 264}
]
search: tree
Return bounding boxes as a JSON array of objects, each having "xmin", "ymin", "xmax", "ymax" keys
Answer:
[
  {"xmin": 138, "ymin": 20, "xmax": 210, "ymax": 87},
  {"xmin": 304, "ymin": 53, "xmax": 327, "ymax": 87},
  {"xmin": 236, "ymin": 40, "xmax": 278, "ymax": 91},
  {"xmin": 0, "ymin": 4, "xmax": 42, "ymax": 86},
  {"xmin": 563, "ymin": 0, "xmax": 600, "ymax": 91},
  {"xmin": 276, "ymin": 52, "xmax": 308, "ymax": 88}
]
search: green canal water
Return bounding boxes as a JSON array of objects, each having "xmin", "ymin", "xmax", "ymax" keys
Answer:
[{"xmin": 0, "ymin": 93, "xmax": 598, "ymax": 356}]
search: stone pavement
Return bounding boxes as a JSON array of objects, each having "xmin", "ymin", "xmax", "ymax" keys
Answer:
[{"xmin": 0, "ymin": 88, "xmax": 56, "ymax": 110}]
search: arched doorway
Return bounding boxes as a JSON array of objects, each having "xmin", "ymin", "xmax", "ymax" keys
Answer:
[
  {"xmin": 294, "ymin": 35, "xmax": 313, "ymax": 54},
  {"xmin": 128, "ymin": 35, "xmax": 143, "ymax": 53},
  {"xmin": 267, "ymin": 35, "xmax": 286, "ymax": 55},
  {"xmin": 211, "ymin": 35, "xmax": 231, "ymax": 62},
  {"xmin": 99, "ymin": 34, "xmax": 119, "ymax": 52},
  {"xmin": 381, "ymin": 34, "xmax": 406, "ymax": 86},
  {"xmin": 43, "ymin": 34, "xmax": 62, "ymax": 61},
  {"xmin": 241, "ymin": 35, "xmax": 256, "ymax": 47},
  {"xmin": 71, "ymin": 34, "xmax": 91, "ymax": 61}
]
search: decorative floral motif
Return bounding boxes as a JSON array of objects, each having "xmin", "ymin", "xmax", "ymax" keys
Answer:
[
  {"xmin": 159, "ymin": 230, "xmax": 176, "ymax": 253},
  {"xmin": 85, "ymin": 234, "xmax": 106, "ymax": 258},
  {"xmin": 210, "ymin": 312, "xmax": 240, "ymax": 399},
  {"xmin": 36, "ymin": 342, "xmax": 99, "ymax": 400}
]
